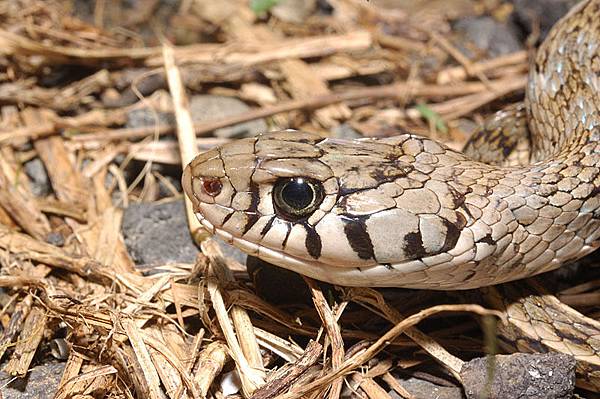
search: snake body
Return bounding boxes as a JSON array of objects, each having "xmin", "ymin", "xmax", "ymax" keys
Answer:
[{"xmin": 183, "ymin": 0, "xmax": 600, "ymax": 388}]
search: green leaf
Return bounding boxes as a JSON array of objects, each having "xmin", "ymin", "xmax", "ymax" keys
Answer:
[
  {"xmin": 250, "ymin": 0, "xmax": 281, "ymax": 14},
  {"xmin": 415, "ymin": 103, "xmax": 448, "ymax": 134}
]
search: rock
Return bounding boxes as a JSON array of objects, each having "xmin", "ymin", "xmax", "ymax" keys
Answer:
[
  {"xmin": 460, "ymin": 353, "xmax": 576, "ymax": 399},
  {"xmin": 389, "ymin": 376, "xmax": 464, "ymax": 399},
  {"xmin": 122, "ymin": 200, "xmax": 199, "ymax": 269},
  {"xmin": 332, "ymin": 123, "xmax": 362, "ymax": 139},
  {"xmin": 122, "ymin": 200, "xmax": 247, "ymax": 271},
  {"xmin": 24, "ymin": 158, "xmax": 51, "ymax": 197},
  {"xmin": 453, "ymin": 17, "xmax": 522, "ymax": 58},
  {"xmin": 45, "ymin": 231, "xmax": 65, "ymax": 247},
  {"xmin": 126, "ymin": 107, "xmax": 174, "ymax": 129},
  {"xmin": 189, "ymin": 95, "xmax": 268, "ymax": 138},
  {"xmin": 511, "ymin": 0, "xmax": 579, "ymax": 39},
  {"xmin": 0, "ymin": 361, "xmax": 65, "ymax": 399}
]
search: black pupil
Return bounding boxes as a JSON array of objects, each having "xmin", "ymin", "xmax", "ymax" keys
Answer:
[{"xmin": 281, "ymin": 179, "xmax": 314, "ymax": 210}]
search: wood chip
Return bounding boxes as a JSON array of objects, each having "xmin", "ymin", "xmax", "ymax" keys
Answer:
[{"xmin": 3, "ymin": 306, "xmax": 47, "ymax": 376}]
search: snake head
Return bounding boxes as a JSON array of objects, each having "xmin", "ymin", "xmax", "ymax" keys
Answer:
[
  {"xmin": 182, "ymin": 130, "xmax": 471, "ymax": 287},
  {"xmin": 182, "ymin": 131, "xmax": 346, "ymax": 266}
]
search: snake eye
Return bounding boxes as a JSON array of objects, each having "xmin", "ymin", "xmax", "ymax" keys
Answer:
[
  {"xmin": 273, "ymin": 177, "xmax": 324, "ymax": 220},
  {"xmin": 201, "ymin": 178, "xmax": 223, "ymax": 197}
]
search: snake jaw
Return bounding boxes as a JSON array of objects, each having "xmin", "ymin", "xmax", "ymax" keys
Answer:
[{"xmin": 190, "ymin": 211, "xmax": 408, "ymax": 288}]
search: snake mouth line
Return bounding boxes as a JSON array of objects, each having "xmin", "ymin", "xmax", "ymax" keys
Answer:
[{"xmin": 193, "ymin": 212, "xmax": 405, "ymax": 287}]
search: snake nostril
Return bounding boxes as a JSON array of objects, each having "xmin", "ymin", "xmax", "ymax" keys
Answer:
[{"xmin": 201, "ymin": 178, "xmax": 223, "ymax": 197}]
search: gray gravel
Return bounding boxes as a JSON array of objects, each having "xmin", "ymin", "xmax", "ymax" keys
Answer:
[
  {"xmin": 189, "ymin": 95, "xmax": 268, "ymax": 138},
  {"xmin": 389, "ymin": 376, "xmax": 464, "ymax": 399},
  {"xmin": 332, "ymin": 123, "xmax": 362, "ymax": 139},
  {"xmin": 454, "ymin": 16, "xmax": 522, "ymax": 58},
  {"xmin": 0, "ymin": 362, "xmax": 65, "ymax": 399},
  {"xmin": 24, "ymin": 158, "xmax": 51, "ymax": 197},
  {"xmin": 122, "ymin": 200, "xmax": 247, "ymax": 272},
  {"xmin": 126, "ymin": 107, "xmax": 174, "ymax": 129},
  {"xmin": 122, "ymin": 200, "xmax": 200, "ymax": 269},
  {"xmin": 460, "ymin": 353, "xmax": 576, "ymax": 399}
]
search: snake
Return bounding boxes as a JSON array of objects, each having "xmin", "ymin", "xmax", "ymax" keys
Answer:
[{"xmin": 182, "ymin": 0, "xmax": 600, "ymax": 391}]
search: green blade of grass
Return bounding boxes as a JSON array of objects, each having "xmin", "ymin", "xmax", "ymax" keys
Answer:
[
  {"xmin": 415, "ymin": 103, "xmax": 448, "ymax": 134},
  {"xmin": 250, "ymin": 0, "xmax": 281, "ymax": 14}
]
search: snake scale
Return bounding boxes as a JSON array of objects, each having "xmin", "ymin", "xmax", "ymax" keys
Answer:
[{"xmin": 183, "ymin": 0, "xmax": 600, "ymax": 391}]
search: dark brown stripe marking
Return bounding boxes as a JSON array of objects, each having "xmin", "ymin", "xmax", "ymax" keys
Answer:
[
  {"xmin": 343, "ymin": 216, "xmax": 375, "ymax": 260},
  {"xmin": 242, "ymin": 182, "xmax": 261, "ymax": 234},
  {"xmin": 282, "ymin": 221, "xmax": 293, "ymax": 249},
  {"xmin": 242, "ymin": 213, "xmax": 259, "ymax": 235},
  {"xmin": 304, "ymin": 224, "xmax": 322, "ymax": 259},
  {"xmin": 222, "ymin": 212, "xmax": 234, "ymax": 226},
  {"xmin": 441, "ymin": 213, "xmax": 467, "ymax": 252},
  {"xmin": 260, "ymin": 216, "xmax": 276, "ymax": 236},
  {"xmin": 404, "ymin": 230, "xmax": 427, "ymax": 258},
  {"xmin": 448, "ymin": 185, "xmax": 467, "ymax": 210},
  {"xmin": 478, "ymin": 233, "xmax": 495, "ymax": 245}
]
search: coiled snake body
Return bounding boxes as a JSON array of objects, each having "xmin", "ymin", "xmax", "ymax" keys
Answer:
[{"xmin": 183, "ymin": 0, "xmax": 600, "ymax": 389}]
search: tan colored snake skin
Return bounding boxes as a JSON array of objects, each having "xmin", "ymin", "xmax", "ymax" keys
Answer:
[{"xmin": 183, "ymin": 0, "xmax": 600, "ymax": 389}]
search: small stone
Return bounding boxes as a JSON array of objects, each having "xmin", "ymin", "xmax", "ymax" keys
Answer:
[
  {"xmin": 388, "ymin": 376, "xmax": 464, "ymax": 399},
  {"xmin": 189, "ymin": 95, "xmax": 267, "ymax": 138},
  {"xmin": 45, "ymin": 232, "xmax": 65, "ymax": 247},
  {"xmin": 332, "ymin": 123, "xmax": 362, "ymax": 139},
  {"xmin": 0, "ymin": 361, "xmax": 65, "ymax": 399},
  {"xmin": 24, "ymin": 158, "xmax": 51, "ymax": 197},
  {"xmin": 126, "ymin": 107, "xmax": 174, "ymax": 129},
  {"xmin": 122, "ymin": 200, "xmax": 247, "ymax": 272},
  {"xmin": 460, "ymin": 353, "xmax": 576, "ymax": 399},
  {"xmin": 122, "ymin": 200, "xmax": 199, "ymax": 269},
  {"xmin": 454, "ymin": 17, "xmax": 522, "ymax": 58}
]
